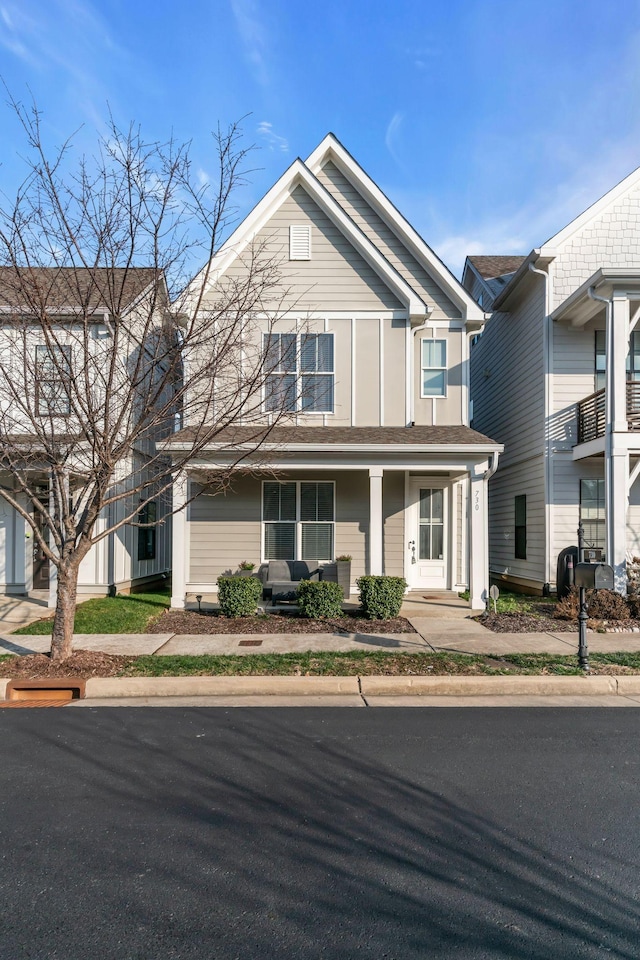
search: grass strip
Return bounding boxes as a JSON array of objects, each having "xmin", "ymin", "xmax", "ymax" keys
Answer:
[
  {"xmin": 118, "ymin": 650, "xmax": 640, "ymax": 677},
  {"xmin": 13, "ymin": 591, "xmax": 170, "ymax": 636}
]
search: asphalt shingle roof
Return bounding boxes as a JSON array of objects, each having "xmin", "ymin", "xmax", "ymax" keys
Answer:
[{"xmin": 166, "ymin": 424, "xmax": 499, "ymax": 448}]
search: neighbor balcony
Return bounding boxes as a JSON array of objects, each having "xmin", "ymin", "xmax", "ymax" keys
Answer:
[{"xmin": 576, "ymin": 383, "xmax": 640, "ymax": 444}]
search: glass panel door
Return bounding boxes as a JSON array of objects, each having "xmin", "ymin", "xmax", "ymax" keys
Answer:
[{"xmin": 419, "ymin": 488, "xmax": 444, "ymax": 561}]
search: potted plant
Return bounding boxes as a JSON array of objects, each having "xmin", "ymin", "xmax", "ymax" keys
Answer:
[
  {"xmin": 335, "ymin": 555, "xmax": 352, "ymax": 596},
  {"xmin": 237, "ymin": 561, "xmax": 256, "ymax": 576}
]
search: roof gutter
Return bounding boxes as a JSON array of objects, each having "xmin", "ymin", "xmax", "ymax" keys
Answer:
[{"xmin": 529, "ymin": 259, "xmax": 553, "ymax": 591}]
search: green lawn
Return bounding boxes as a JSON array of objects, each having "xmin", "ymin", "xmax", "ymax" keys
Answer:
[
  {"xmin": 118, "ymin": 650, "xmax": 640, "ymax": 677},
  {"xmin": 13, "ymin": 590, "xmax": 170, "ymax": 635}
]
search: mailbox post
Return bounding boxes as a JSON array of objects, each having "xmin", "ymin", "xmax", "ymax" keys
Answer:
[{"xmin": 575, "ymin": 522, "xmax": 615, "ymax": 672}]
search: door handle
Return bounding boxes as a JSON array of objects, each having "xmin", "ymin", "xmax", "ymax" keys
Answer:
[{"xmin": 408, "ymin": 540, "xmax": 416, "ymax": 564}]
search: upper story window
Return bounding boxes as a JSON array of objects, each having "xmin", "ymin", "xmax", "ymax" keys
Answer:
[
  {"xmin": 595, "ymin": 330, "xmax": 640, "ymax": 390},
  {"xmin": 264, "ymin": 332, "xmax": 334, "ymax": 414},
  {"xmin": 35, "ymin": 345, "xmax": 72, "ymax": 416},
  {"xmin": 289, "ymin": 224, "xmax": 311, "ymax": 260},
  {"xmin": 421, "ymin": 339, "xmax": 447, "ymax": 397}
]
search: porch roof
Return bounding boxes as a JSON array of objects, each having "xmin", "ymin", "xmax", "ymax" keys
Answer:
[
  {"xmin": 165, "ymin": 424, "xmax": 502, "ymax": 455},
  {"xmin": 551, "ymin": 268, "xmax": 640, "ymax": 326}
]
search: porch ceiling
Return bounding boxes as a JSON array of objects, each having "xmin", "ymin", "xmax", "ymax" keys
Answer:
[{"xmin": 552, "ymin": 268, "xmax": 640, "ymax": 327}]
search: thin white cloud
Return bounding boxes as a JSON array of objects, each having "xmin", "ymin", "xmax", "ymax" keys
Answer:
[
  {"xmin": 257, "ymin": 121, "xmax": 288, "ymax": 153},
  {"xmin": 230, "ymin": 0, "xmax": 270, "ymax": 88},
  {"xmin": 385, "ymin": 112, "xmax": 404, "ymax": 166}
]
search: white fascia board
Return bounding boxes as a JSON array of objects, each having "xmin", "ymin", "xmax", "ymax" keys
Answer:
[
  {"xmin": 551, "ymin": 268, "xmax": 640, "ymax": 324},
  {"xmin": 540, "ymin": 163, "xmax": 640, "ymax": 254},
  {"xmin": 177, "ymin": 157, "xmax": 426, "ymax": 319},
  {"xmin": 461, "ymin": 258, "xmax": 497, "ymax": 303},
  {"xmin": 306, "ymin": 134, "xmax": 485, "ymax": 324},
  {"xmin": 166, "ymin": 441, "xmax": 503, "ymax": 455}
]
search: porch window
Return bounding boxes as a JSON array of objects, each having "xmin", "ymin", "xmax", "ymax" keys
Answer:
[
  {"xmin": 514, "ymin": 494, "xmax": 526, "ymax": 560},
  {"xmin": 421, "ymin": 339, "xmax": 447, "ymax": 397},
  {"xmin": 595, "ymin": 330, "xmax": 640, "ymax": 390},
  {"xmin": 137, "ymin": 500, "xmax": 157, "ymax": 561},
  {"xmin": 264, "ymin": 332, "xmax": 334, "ymax": 413},
  {"xmin": 35, "ymin": 345, "xmax": 72, "ymax": 416},
  {"xmin": 579, "ymin": 479, "xmax": 605, "ymax": 551},
  {"xmin": 263, "ymin": 481, "xmax": 334, "ymax": 561}
]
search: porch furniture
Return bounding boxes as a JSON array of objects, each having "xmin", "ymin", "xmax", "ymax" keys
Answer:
[{"xmin": 260, "ymin": 560, "xmax": 322, "ymax": 603}]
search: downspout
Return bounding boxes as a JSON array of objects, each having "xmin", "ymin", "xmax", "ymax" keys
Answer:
[
  {"xmin": 408, "ymin": 312, "xmax": 432, "ymax": 425},
  {"xmin": 529, "ymin": 261, "xmax": 552, "ymax": 594}
]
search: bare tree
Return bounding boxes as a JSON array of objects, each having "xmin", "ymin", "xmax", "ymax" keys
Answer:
[{"xmin": 0, "ymin": 98, "xmax": 295, "ymax": 660}]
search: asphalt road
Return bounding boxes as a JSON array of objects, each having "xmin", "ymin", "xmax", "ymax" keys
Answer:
[{"xmin": 1, "ymin": 708, "xmax": 639, "ymax": 959}]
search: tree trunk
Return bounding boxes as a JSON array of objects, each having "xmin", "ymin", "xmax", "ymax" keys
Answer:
[{"xmin": 50, "ymin": 564, "xmax": 80, "ymax": 662}]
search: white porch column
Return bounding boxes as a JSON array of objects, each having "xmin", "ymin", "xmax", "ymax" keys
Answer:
[
  {"xmin": 171, "ymin": 472, "xmax": 188, "ymax": 609},
  {"xmin": 606, "ymin": 295, "xmax": 630, "ymax": 592},
  {"xmin": 369, "ymin": 467, "xmax": 383, "ymax": 575},
  {"xmin": 468, "ymin": 462, "xmax": 489, "ymax": 612}
]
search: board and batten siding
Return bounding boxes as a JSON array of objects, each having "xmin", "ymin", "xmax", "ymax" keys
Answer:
[
  {"xmin": 383, "ymin": 472, "xmax": 405, "ymax": 577},
  {"xmin": 315, "ymin": 160, "xmax": 460, "ymax": 320},
  {"xmin": 224, "ymin": 185, "xmax": 402, "ymax": 312}
]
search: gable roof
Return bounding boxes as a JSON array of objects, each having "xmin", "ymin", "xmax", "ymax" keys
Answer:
[
  {"xmin": 306, "ymin": 134, "xmax": 484, "ymax": 323},
  {"xmin": 180, "ymin": 134, "xmax": 487, "ymax": 325},
  {"xmin": 467, "ymin": 255, "xmax": 527, "ymax": 280},
  {"xmin": 0, "ymin": 267, "xmax": 162, "ymax": 314}
]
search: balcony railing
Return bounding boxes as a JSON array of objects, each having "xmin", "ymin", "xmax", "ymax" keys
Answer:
[{"xmin": 576, "ymin": 382, "xmax": 640, "ymax": 443}]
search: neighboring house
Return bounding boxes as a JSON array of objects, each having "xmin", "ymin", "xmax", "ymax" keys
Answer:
[
  {"xmin": 464, "ymin": 165, "xmax": 640, "ymax": 595},
  {"xmin": 0, "ymin": 267, "xmax": 172, "ymax": 605},
  {"xmin": 167, "ymin": 134, "xmax": 502, "ymax": 610}
]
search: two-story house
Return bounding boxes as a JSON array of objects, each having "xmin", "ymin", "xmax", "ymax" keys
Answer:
[
  {"xmin": 0, "ymin": 267, "xmax": 172, "ymax": 606},
  {"xmin": 464, "ymin": 164, "xmax": 640, "ymax": 594},
  {"xmin": 167, "ymin": 134, "xmax": 502, "ymax": 611}
]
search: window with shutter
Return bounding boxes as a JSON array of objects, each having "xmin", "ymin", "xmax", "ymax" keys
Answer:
[{"xmin": 289, "ymin": 224, "xmax": 311, "ymax": 260}]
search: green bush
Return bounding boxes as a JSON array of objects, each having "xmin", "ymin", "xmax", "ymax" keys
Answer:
[
  {"xmin": 297, "ymin": 580, "xmax": 344, "ymax": 619},
  {"xmin": 217, "ymin": 575, "xmax": 262, "ymax": 617},
  {"xmin": 357, "ymin": 575, "xmax": 407, "ymax": 619}
]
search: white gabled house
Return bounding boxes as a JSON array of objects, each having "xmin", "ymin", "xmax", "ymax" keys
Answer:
[
  {"xmin": 464, "ymin": 164, "xmax": 640, "ymax": 594},
  {"xmin": 167, "ymin": 134, "xmax": 502, "ymax": 610},
  {"xmin": 0, "ymin": 267, "xmax": 172, "ymax": 605}
]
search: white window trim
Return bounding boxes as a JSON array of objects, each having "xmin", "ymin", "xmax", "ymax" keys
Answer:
[
  {"xmin": 261, "ymin": 480, "xmax": 336, "ymax": 563},
  {"xmin": 420, "ymin": 337, "xmax": 447, "ymax": 399},
  {"xmin": 262, "ymin": 331, "xmax": 335, "ymax": 415}
]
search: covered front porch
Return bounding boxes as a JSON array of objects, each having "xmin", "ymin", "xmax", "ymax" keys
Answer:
[
  {"xmin": 167, "ymin": 426, "xmax": 502, "ymax": 612},
  {"xmin": 553, "ymin": 270, "xmax": 640, "ymax": 590}
]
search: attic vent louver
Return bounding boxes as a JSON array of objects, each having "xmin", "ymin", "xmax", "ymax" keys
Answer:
[{"xmin": 289, "ymin": 224, "xmax": 311, "ymax": 260}]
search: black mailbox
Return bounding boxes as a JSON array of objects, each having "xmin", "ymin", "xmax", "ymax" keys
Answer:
[{"xmin": 574, "ymin": 562, "xmax": 614, "ymax": 590}]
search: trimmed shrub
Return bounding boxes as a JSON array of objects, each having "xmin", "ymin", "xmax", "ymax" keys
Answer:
[
  {"xmin": 357, "ymin": 575, "xmax": 407, "ymax": 620},
  {"xmin": 554, "ymin": 586, "xmax": 630, "ymax": 621},
  {"xmin": 297, "ymin": 580, "xmax": 344, "ymax": 619},
  {"xmin": 217, "ymin": 575, "xmax": 262, "ymax": 617}
]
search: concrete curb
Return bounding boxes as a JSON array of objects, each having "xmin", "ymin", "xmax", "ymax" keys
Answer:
[
  {"xmin": 359, "ymin": 675, "xmax": 618, "ymax": 697},
  {"xmin": 2, "ymin": 674, "xmax": 639, "ymax": 701},
  {"xmin": 84, "ymin": 676, "xmax": 361, "ymax": 698}
]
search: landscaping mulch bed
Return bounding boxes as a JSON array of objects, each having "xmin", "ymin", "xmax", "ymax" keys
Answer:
[
  {"xmin": 477, "ymin": 612, "xmax": 640, "ymax": 634},
  {"xmin": 148, "ymin": 610, "xmax": 415, "ymax": 635},
  {"xmin": 0, "ymin": 651, "xmax": 135, "ymax": 680}
]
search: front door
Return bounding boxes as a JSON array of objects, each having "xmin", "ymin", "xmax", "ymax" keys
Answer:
[
  {"xmin": 33, "ymin": 489, "xmax": 50, "ymax": 590},
  {"xmin": 408, "ymin": 483, "xmax": 448, "ymax": 589}
]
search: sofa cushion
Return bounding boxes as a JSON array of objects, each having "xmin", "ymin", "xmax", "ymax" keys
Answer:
[{"xmin": 266, "ymin": 560, "xmax": 293, "ymax": 582}]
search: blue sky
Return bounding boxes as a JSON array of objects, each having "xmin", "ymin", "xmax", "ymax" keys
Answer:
[{"xmin": 1, "ymin": 0, "xmax": 639, "ymax": 275}]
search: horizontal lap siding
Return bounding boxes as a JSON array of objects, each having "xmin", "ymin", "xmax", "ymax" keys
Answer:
[
  {"xmin": 225, "ymin": 185, "xmax": 401, "ymax": 311},
  {"xmin": 551, "ymin": 323, "xmax": 596, "ymax": 450},
  {"xmin": 189, "ymin": 476, "xmax": 262, "ymax": 584},
  {"xmin": 316, "ymin": 161, "xmax": 460, "ymax": 320},
  {"xmin": 383, "ymin": 472, "xmax": 405, "ymax": 577},
  {"xmin": 487, "ymin": 456, "xmax": 546, "ymax": 584}
]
